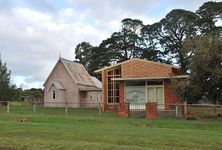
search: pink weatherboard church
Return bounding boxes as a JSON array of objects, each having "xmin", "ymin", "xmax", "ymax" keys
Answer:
[{"xmin": 44, "ymin": 58, "xmax": 102, "ymax": 108}]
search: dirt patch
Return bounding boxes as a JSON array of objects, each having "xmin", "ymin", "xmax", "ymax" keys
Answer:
[
  {"xmin": 16, "ymin": 117, "xmax": 31, "ymax": 122},
  {"xmin": 143, "ymin": 124, "xmax": 156, "ymax": 128}
]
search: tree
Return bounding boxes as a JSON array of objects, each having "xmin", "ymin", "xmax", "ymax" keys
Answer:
[
  {"xmin": 0, "ymin": 56, "xmax": 15, "ymax": 101},
  {"xmin": 75, "ymin": 42, "xmax": 93, "ymax": 69},
  {"xmin": 176, "ymin": 33, "xmax": 222, "ymax": 104},
  {"xmin": 196, "ymin": 1, "xmax": 222, "ymax": 34},
  {"xmin": 100, "ymin": 18, "xmax": 144, "ymax": 61},
  {"xmin": 74, "ymin": 42, "xmax": 113, "ymax": 77},
  {"xmin": 20, "ymin": 88, "xmax": 43, "ymax": 102},
  {"xmin": 141, "ymin": 23, "xmax": 170, "ymax": 63},
  {"xmin": 146, "ymin": 9, "xmax": 199, "ymax": 72},
  {"xmin": 86, "ymin": 46, "xmax": 113, "ymax": 77}
]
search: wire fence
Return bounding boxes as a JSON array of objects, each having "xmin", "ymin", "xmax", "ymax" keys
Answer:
[
  {"xmin": 0, "ymin": 101, "xmax": 222, "ymax": 119},
  {"xmin": 126, "ymin": 103, "xmax": 222, "ymax": 118},
  {"xmin": 0, "ymin": 101, "xmax": 104, "ymax": 117}
]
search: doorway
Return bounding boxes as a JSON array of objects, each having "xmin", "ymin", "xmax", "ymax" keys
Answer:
[{"xmin": 147, "ymin": 86, "xmax": 164, "ymax": 109}]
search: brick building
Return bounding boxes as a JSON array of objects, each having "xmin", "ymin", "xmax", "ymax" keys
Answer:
[{"xmin": 95, "ymin": 58, "xmax": 188, "ymax": 115}]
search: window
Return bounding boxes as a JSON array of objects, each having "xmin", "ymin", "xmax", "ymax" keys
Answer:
[
  {"xmin": 125, "ymin": 81, "xmax": 145, "ymax": 103},
  {"xmin": 126, "ymin": 81, "xmax": 145, "ymax": 86},
  {"xmin": 107, "ymin": 68, "xmax": 121, "ymax": 103},
  {"xmin": 147, "ymin": 80, "xmax": 163, "ymax": 85},
  {"xmin": 147, "ymin": 87, "xmax": 164, "ymax": 109},
  {"xmin": 53, "ymin": 90, "xmax": 56, "ymax": 99}
]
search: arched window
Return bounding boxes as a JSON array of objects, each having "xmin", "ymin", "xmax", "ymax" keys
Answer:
[{"xmin": 53, "ymin": 90, "xmax": 56, "ymax": 99}]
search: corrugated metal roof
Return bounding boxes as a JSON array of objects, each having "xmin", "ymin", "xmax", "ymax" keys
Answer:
[
  {"xmin": 91, "ymin": 76, "xmax": 102, "ymax": 89},
  {"xmin": 60, "ymin": 58, "xmax": 96, "ymax": 87}
]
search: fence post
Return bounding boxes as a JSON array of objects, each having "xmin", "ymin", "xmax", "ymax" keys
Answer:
[
  {"xmin": 65, "ymin": 102, "xmax": 68, "ymax": 115},
  {"xmin": 98, "ymin": 102, "xmax": 101, "ymax": 117},
  {"xmin": 183, "ymin": 101, "xmax": 188, "ymax": 116},
  {"xmin": 7, "ymin": 101, "xmax": 10, "ymax": 113},
  {"xmin": 33, "ymin": 101, "xmax": 36, "ymax": 113},
  {"xmin": 176, "ymin": 104, "xmax": 178, "ymax": 117}
]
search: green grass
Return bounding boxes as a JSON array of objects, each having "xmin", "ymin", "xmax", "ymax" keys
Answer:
[{"xmin": 0, "ymin": 103, "xmax": 222, "ymax": 150}]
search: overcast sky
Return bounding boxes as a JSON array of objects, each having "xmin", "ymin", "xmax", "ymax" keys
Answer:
[{"xmin": 0, "ymin": 0, "xmax": 219, "ymax": 89}]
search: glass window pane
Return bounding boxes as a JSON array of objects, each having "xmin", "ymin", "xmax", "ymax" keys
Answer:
[
  {"xmin": 126, "ymin": 86, "xmax": 145, "ymax": 103},
  {"xmin": 156, "ymin": 87, "xmax": 163, "ymax": 104},
  {"xmin": 126, "ymin": 81, "xmax": 145, "ymax": 86},
  {"xmin": 147, "ymin": 87, "xmax": 155, "ymax": 102},
  {"xmin": 147, "ymin": 80, "xmax": 163, "ymax": 85}
]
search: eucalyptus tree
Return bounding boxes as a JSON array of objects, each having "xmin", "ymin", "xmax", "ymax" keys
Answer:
[
  {"xmin": 100, "ymin": 18, "xmax": 144, "ymax": 61},
  {"xmin": 143, "ymin": 9, "xmax": 199, "ymax": 72},
  {"xmin": 196, "ymin": 1, "xmax": 222, "ymax": 34}
]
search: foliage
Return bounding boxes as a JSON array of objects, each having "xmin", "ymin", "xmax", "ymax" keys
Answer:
[
  {"xmin": 74, "ymin": 42, "xmax": 112, "ymax": 77},
  {"xmin": 148, "ymin": 9, "xmax": 199, "ymax": 72},
  {"xmin": 196, "ymin": 1, "xmax": 222, "ymax": 34},
  {"xmin": 175, "ymin": 33, "xmax": 222, "ymax": 104},
  {"xmin": 0, "ymin": 56, "xmax": 15, "ymax": 101},
  {"xmin": 100, "ymin": 18, "xmax": 144, "ymax": 61},
  {"xmin": 75, "ymin": 42, "xmax": 93, "ymax": 69}
]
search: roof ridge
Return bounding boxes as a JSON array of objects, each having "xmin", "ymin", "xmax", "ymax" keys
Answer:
[
  {"xmin": 60, "ymin": 58, "xmax": 97, "ymax": 87},
  {"xmin": 134, "ymin": 58, "xmax": 179, "ymax": 68},
  {"xmin": 95, "ymin": 58, "xmax": 180, "ymax": 73},
  {"xmin": 60, "ymin": 57, "xmax": 82, "ymax": 66}
]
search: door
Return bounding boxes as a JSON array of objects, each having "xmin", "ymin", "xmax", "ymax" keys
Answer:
[
  {"xmin": 147, "ymin": 86, "xmax": 164, "ymax": 109},
  {"xmin": 156, "ymin": 87, "xmax": 164, "ymax": 109}
]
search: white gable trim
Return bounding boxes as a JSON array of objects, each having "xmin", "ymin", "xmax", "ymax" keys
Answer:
[
  {"xmin": 46, "ymin": 81, "xmax": 66, "ymax": 92},
  {"xmin": 43, "ymin": 58, "xmax": 77, "ymax": 87}
]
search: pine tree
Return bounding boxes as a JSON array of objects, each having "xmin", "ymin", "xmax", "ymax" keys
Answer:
[{"xmin": 0, "ymin": 55, "xmax": 15, "ymax": 101}]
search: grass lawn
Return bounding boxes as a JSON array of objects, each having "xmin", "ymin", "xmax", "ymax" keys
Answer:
[{"xmin": 0, "ymin": 103, "xmax": 222, "ymax": 150}]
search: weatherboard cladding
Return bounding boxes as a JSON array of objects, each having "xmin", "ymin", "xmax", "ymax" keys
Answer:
[{"xmin": 44, "ymin": 58, "xmax": 102, "ymax": 108}]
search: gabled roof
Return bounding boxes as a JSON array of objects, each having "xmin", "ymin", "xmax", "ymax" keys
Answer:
[
  {"xmin": 95, "ymin": 58, "xmax": 180, "ymax": 73},
  {"xmin": 47, "ymin": 81, "xmax": 65, "ymax": 91},
  {"xmin": 60, "ymin": 58, "xmax": 96, "ymax": 87},
  {"xmin": 91, "ymin": 76, "xmax": 102, "ymax": 89},
  {"xmin": 44, "ymin": 57, "xmax": 96, "ymax": 87}
]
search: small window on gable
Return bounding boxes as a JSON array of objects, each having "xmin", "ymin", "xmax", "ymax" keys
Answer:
[{"xmin": 53, "ymin": 90, "xmax": 56, "ymax": 99}]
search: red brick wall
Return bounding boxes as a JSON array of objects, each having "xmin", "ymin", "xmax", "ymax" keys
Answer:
[
  {"xmin": 117, "ymin": 103, "xmax": 129, "ymax": 118},
  {"xmin": 164, "ymin": 79, "xmax": 178, "ymax": 110},
  {"xmin": 121, "ymin": 59, "xmax": 172, "ymax": 78},
  {"xmin": 119, "ymin": 81, "xmax": 125, "ymax": 104},
  {"xmin": 100, "ymin": 59, "xmax": 183, "ymax": 112},
  {"xmin": 102, "ymin": 70, "xmax": 124, "ymax": 112},
  {"xmin": 146, "ymin": 102, "xmax": 157, "ymax": 119},
  {"xmin": 101, "ymin": 70, "xmax": 107, "ymax": 112},
  {"xmin": 104, "ymin": 104, "xmax": 119, "ymax": 112}
]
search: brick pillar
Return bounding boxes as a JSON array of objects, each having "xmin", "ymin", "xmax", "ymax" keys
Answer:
[
  {"xmin": 146, "ymin": 102, "xmax": 157, "ymax": 119},
  {"xmin": 119, "ymin": 81, "xmax": 125, "ymax": 104},
  {"xmin": 117, "ymin": 103, "xmax": 129, "ymax": 118}
]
